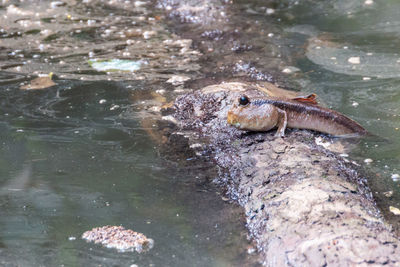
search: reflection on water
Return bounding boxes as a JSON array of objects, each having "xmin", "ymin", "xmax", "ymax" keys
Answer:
[
  {"xmin": 0, "ymin": 1, "xmax": 258, "ymax": 264},
  {"xmin": 0, "ymin": 80, "xmax": 252, "ymax": 266}
]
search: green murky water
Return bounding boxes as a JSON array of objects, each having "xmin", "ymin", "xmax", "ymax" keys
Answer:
[
  {"xmin": 1, "ymin": 0, "xmax": 400, "ymax": 265},
  {"xmin": 0, "ymin": 1, "xmax": 252, "ymax": 266},
  {"xmin": 0, "ymin": 78, "xmax": 252, "ymax": 266}
]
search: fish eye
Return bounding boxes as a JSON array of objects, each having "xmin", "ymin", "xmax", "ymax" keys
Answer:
[{"xmin": 238, "ymin": 95, "xmax": 249, "ymax": 106}]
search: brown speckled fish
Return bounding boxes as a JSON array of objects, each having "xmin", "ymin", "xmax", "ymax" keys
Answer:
[{"xmin": 227, "ymin": 94, "xmax": 367, "ymax": 137}]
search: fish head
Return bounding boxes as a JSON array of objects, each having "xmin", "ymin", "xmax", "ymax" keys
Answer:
[{"xmin": 227, "ymin": 95, "xmax": 279, "ymax": 131}]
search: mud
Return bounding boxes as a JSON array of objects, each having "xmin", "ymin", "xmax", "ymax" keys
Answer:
[{"xmin": 168, "ymin": 82, "xmax": 400, "ymax": 266}]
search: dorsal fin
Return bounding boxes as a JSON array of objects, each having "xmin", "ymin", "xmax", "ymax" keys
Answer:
[{"xmin": 292, "ymin": 93, "xmax": 318, "ymax": 105}]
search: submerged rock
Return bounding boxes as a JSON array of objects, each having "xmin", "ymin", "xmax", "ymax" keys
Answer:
[
  {"xmin": 20, "ymin": 73, "xmax": 56, "ymax": 90},
  {"xmin": 82, "ymin": 225, "xmax": 154, "ymax": 253},
  {"xmin": 170, "ymin": 81, "xmax": 400, "ymax": 266}
]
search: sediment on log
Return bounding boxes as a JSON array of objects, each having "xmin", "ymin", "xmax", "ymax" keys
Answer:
[{"xmin": 167, "ymin": 82, "xmax": 400, "ymax": 266}]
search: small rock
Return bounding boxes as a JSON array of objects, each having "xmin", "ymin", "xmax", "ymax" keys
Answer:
[
  {"xmin": 134, "ymin": 1, "xmax": 147, "ymax": 7},
  {"xmin": 110, "ymin": 104, "xmax": 120, "ymax": 110},
  {"xmin": 247, "ymin": 247, "xmax": 257, "ymax": 254},
  {"xmin": 282, "ymin": 66, "xmax": 300, "ymax": 74},
  {"xmin": 390, "ymin": 206, "xmax": 400, "ymax": 215},
  {"xmin": 392, "ymin": 174, "xmax": 400, "ymax": 181},
  {"xmin": 50, "ymin": 1, "xmax": 66, "ymax": 8},
  {"xmin": 190, "ymin": 143, "xmax": 202, "ymax": 149},
  {"xmin": 82, "ymin": 225, "xmax": 154, "ymax": 253},
  {"xmin": 161, "ymin": 115, "xmax": 178, "ymax": 124},
  {"xmin": 221, "ymin": 196, "xmax": 229, "ymax": 202},
  {"xmin": 364, "ymin": 158, "xmax": 373, "ymax": 164},
  {"xmin": 166, "ymin": 75, "xmax": 190, "ymax": 86},
  {"xmin": 266, "ymin": 8, "xmax": 275, "ymax": 15},
  {"xmin": 348, "ymin": 57, "xmax": 360, "ymax": 64},
  {"xmin": 143, "ymin": 31, "xmax": 156, "ymax": 39},
  {"xmin": 383, "ymin": 191, "xmax": 393, "ymax": 198}
]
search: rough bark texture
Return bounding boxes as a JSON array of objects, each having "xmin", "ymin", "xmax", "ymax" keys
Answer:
[{"xmin": 168, "ymin": 82, "xmax": 400, "ymax": 266}]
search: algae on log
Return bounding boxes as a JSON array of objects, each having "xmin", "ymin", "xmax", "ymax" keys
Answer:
[{"xmin": 168, "ymin": 82, "xmax": 400, "ymax": 266}]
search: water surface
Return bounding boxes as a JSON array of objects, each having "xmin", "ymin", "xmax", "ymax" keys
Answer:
[
  {"xmin": 0, "ymin": 1, "xmax": 254, "ymax": 266},
  {"xmin": 2, "ymin": 0, "xmax": 400, "ymax": 265}
]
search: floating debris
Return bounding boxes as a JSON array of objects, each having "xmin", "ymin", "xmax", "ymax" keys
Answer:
[
  {"xmin": 348, "ymin": 57, "xmax": 361, "ymax": 64},
  {"xmin": 266, "ymin": 8, "xmax": 275, "ymax": 15},
  {"xmin": 142, "ymin": 30, "xmax": 157, "ymax": 39},
  {"xmin": 82, "ymin": 225, "xmax": 154, "ymax": 253},
  {"xmin": 7, "ymin": 4, "xmax": 34, "ymax": 16},
  {"xmin": 50, "ymin": 1, "xmax": 66, "ymax": 8},
  {"xmin": 20, "ymin": 72, "xmax": 56, "ymax": 90},
  {"xmin": 390, "ymin": 206, "xmax": 400, "ymax": 215},
  {"xmin": 282, "ymin": 66, "xmax": 300, "ymax": 74},
  {"xmin": 189, "ymin": 143, "xmax": 202, "ymax": 149},
  {"xmin": 352, "ymin": 101, "xmax": 359, "ymax": 107},
  {"xmin": 364, "ymin": 158, "xmax": 373, "ymax": 164},
  {"xmin": 383, "ymin": 191, "xmax": 393, "ymax": 198},
  {"xmin": 110, "ymin": 104, "xmax": 120, "ymax": 111},
  {"xmin": 88, "ymin": 59, "xmax": 143, "ymax": 72},
  {"xmin": 166, "ymin": 75, "xmax": 190, "ymax": 86},
  {"xmin": 392, "ymin": 174, "xmax": 400, "ymax": 181}
]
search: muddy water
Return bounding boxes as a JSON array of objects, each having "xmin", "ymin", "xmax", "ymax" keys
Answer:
[
  {"xmin": 0, "ymin": 1, "xmax": 254, "ymax": 266},
  {"xmin": 2, "ymin": 0, "xmax": 400, "ymax": 265},
  {"xmin": 0, "ymin": 80, "xmax": 257, "ymax": 266}
]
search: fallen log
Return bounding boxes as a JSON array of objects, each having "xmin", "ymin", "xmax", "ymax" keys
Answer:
[{"xmin": 167, "ymin": 82, "xmax": 400, "ymax": 266}]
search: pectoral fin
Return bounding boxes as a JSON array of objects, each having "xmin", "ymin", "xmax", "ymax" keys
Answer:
[
  {"xmin": 275, "ymin": 108, "xmax": 287, "ymax": 137},
  {"xmin": 293, "ymin": 93, "xmax": 318, "ymax": 105}
]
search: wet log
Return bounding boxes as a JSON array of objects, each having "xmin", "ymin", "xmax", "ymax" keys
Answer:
[{"xmin": 168, "ymin": 82, "xmax": 400, "ymax": 266}]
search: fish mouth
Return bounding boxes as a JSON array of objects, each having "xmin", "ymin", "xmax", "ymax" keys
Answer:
[
  {"xmin": 227, "ymin": 111, "xmax": 237, "ymax": 125},
  {"xmin": 227, "ymin": 113, "xmax": 242, "ymax": 129}
]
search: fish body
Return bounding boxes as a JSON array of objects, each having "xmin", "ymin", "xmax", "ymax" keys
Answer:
[{"xmin": 227, "ymin": 95, "xmax": 367, "ymax": 137}]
